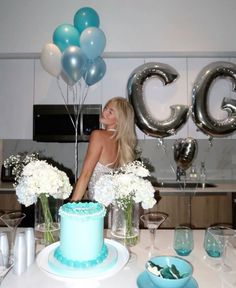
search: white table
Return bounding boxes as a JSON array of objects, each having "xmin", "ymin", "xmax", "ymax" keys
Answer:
[{"xmin": 1, "ymin": 229, "xmax": 236, "ymax": 288}]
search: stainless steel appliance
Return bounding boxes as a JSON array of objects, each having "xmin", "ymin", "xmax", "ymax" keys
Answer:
[{"xmin": 33, "ymin": 104, "xmax": 102, "ymax": 142}]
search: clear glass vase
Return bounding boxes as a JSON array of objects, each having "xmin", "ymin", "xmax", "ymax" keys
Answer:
[
  {"xmin": 34, "ymin": 194, "xmax": 62, "ymax": 246},
  {"xmin": 111, "ymin": 201, "xmax": 139, "ymax": 247}
]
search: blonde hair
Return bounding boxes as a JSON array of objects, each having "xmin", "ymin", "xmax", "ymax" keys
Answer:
[{"xmin": 104, "ymin": 97, "xmax": 137, "ymax": 167}]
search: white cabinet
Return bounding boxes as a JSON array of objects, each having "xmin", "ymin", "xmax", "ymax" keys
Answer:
[
  {"xmin": 0, "ymin": 57, "xmax": 235, "ymax": 140},
  {"xmin": 0, "ymin": 59, "xmax": 34, "ymax": 139},
  {"xmin": 102, "ymin": 58, "xmax": 145, "ymax": 139}
]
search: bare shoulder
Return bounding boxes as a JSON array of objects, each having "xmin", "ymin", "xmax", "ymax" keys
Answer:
[{"xmin": 90, "ymin": 129, "xmax": 107, "ymax": 144}]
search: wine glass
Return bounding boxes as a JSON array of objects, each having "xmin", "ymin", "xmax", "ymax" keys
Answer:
[
  {"xmin": 206, "ymin": 226, "xmax": 236, "ymax": 272},
  {"xmin": 0, "ymin": 212, "xmax": 26, "ymax": 257},
  {"xmin": 140, "ymin": 212, "xmax": 168, "ymax": 256},
  {"xmin": 173, "ymin": 226, "xmax": 193, "ymax": 256}
]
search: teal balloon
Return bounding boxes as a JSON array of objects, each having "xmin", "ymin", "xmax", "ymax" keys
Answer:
[
  {"xmin": 74, "ymin": 7, "xmax": 100, "ymax": 34},
  {"xmin": 53, "ymin": 24, "xmax": 80, "ymax": 52},
  {"xmin": 61, "ymin": 46, "xmax": 87, "ymax": 83},
  {"xmin": 83, "ymin": 57, "xmax": 106, "ymax": 86},
  {"xmin": 80, "ymin": 27, "xmax": 106, "ymax": 60}
]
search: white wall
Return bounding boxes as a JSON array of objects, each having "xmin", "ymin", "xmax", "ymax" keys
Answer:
[
  {"xmin": 0, "ymin": 0, "xmax": 236, "ymax": 54},
  {"xmin": 3, "ymin": 138, "xmax": 236, "ymax": 181}
]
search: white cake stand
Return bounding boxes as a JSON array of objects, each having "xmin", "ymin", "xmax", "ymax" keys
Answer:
[{"xmin": 36, "ymin": 238, "xmax": 129, "ymax": 285}]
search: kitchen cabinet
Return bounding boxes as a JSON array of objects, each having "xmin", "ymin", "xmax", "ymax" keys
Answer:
[
  {"xmin": 151, "ymin": 192, "xmax": 232, "ymax": 228},
  {"xmin": 0, "ymin": 187, "xmax": 34, "ymax": 227},
  {"xmin": 0, "ymin": 59, "xmax": 34, "ymax": 139},
  {"xmin": 155, "ymin": 194, "xmax": 191, "ymax": 228},
  {"xmin": 0, "ymin": 192, "xmax": 21, "ymax": 217},
  {"xmin": 102, "ymin": 58, "xmax": 145, "ymax": 140},
  {"xmin": 0, "ymin": 57, "xmax": 235, "ymax": 140},
  {"xmin": 191, "ymin": 193, "xmax": 232, "ymax": 228}
]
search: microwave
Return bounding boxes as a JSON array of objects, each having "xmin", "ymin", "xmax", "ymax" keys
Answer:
[{"xmin": 33, "ymin": 104, "xmax": 102, "ymax": 142}]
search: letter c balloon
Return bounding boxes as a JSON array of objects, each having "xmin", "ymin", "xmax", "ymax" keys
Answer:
[{"xmin": 127, "ymin": 62, "xmax": 189, "ymax": 138}]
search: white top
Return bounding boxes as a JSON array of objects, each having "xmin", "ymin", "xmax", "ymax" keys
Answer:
[{"xmin": 88, "ymin": 162, "xmax": 113, "ymax": 200}]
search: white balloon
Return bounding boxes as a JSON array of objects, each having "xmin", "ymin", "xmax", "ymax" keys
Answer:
[{"xmin": 40, "ymin": 43, "xmax": 62, "ymax": 77}]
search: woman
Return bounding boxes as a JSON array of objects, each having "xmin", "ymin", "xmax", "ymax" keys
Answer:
[{"xmin": 71, "ymin": 97, "xmax": 137, "ymax": 201}]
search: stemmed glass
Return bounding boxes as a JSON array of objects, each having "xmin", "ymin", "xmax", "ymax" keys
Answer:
[
  {"xmin": 173, "ymin": 226, "xmax": 193, "ymax": 256},
  {"xmin": 140, "ymin": 212, "xmax": 168, "ymax": 256},
  {"xmin": 0, "ymin": 211, "xmax": 26, "ymax": 257},
  {"xmin": 205, "ymin": 226, "xmax": 236, "ymax": 272}
]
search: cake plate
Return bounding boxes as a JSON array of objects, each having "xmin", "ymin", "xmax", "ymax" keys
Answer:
[{"xmin": 36, "ymin": 238, "xmax": 129, "ymax": 283}]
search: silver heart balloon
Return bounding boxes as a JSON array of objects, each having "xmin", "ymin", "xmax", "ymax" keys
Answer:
[{"xmin": 173, "ymin": 137, "xmax": 198, "ymax": 171}]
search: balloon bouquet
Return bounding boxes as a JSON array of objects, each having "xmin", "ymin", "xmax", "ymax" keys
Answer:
[{"xmin": 40, "ymin": 7, "xmax": 107, "ymax": 179}]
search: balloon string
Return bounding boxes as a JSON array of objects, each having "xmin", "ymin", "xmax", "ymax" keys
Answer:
[
  {"xmin": 57, "ymin": 77, "xmax": 90, "ymax": 181},
  {"xmin": 74, "ymin": 80, "xmax": 89, "ymax": 180},
  {"xmin": 156, "ymin": 139, "xmax": 176, "ymax": 176},
  {"xmin": 201, "ymin": 137, "xmax": 214, "ymax": 164},
  {"xmin": 56, "ymin": 77, "xmax": 76, "ymax": 130},
  {"xmin": 157, "ymin": 139, "xmax": 189, "ymax": 192}
]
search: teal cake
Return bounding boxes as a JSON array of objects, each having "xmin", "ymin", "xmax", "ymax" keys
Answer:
[{"xmin": 54, "ymin": 202, "xmax": 108, "ymax": 268}]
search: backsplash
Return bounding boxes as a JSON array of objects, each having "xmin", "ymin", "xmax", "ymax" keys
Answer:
[{"xmin": 1, "ymin": 138, "xmax": 236, "ymax": 182}]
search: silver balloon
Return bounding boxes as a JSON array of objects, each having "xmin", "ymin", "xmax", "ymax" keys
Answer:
[
  {"xmin": 127, "ymin": 62, "xmax": 189, "ymax": 138},
  {"xmin": 61, "ymin": 46, "xmax": 87, "ymax": 84},
  {"xmin": 60, "ymin": 70, "xmax": 76, "ymax": 86},
  {"xmin": 173, "ymin": 137, "xmax": 198, "ymax": 171},
  {"xmin": 192, "ymin": 61, "xmax": 236, "ymax": 137}
]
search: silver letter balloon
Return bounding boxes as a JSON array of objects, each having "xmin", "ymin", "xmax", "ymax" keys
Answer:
[
  {"xmin": 127, "ymin": 62, "xmax": 189, "ymax": 138},
  {"xmin": 192, "ymin": 61, "xmax": 236, "ymax": 137}
]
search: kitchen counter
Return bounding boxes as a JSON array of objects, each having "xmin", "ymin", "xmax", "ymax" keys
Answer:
[
  {"xmin": 154, "ymin": 180, "xmax": 236, "ymax": 195},
  {"xmin": 1, "ymin": 180, "xmax": 236, "ymax": 194},
  {"xmin": 0, "ymin": 181, "xmax": 15, "ymax": 193}
]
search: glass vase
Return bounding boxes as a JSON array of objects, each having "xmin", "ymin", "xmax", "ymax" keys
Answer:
[
  {"xmin": 111, "ymin": 201, "xmax": 139, "ymax": 247},
  {"xmin": 34, "ymin": 194, "xmax": 62, "ymax": 246}
]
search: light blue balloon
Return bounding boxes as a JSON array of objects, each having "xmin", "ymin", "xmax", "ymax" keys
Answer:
[
  {"xmin": 53, "ymin": 24, "xmax": 80, "ymax": 52},
  {"xmin": 61, "ymin": 46, "xmax": 87, "ymax": 83},
  {"xmin": 80, "ymin": 27, "xmax": 106, "ymax": 60},
  {"xmin": 83, "ymin": 57, "xmax": 106, "ymax": 86},
  {"xmin": 74, "ymin": 7, "xmax": 100, "ymax": 34}
]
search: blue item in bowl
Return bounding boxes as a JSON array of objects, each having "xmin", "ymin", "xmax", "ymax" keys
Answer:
[{"xmin": 145, "ymin": 256, "xmax": 193, "ymax": 288}]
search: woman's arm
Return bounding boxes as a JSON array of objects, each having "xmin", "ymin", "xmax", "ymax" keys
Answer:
[{"xmin": 70, "ymin": 130, "xmax": 103, "ymax": 201}]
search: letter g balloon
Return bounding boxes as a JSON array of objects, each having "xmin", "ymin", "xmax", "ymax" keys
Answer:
[{"xmin": 192, "ymin": 61, "xmax": 236, "ymax": 137}]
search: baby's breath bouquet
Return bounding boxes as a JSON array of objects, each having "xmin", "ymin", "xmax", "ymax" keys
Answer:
[
  {"xmin": 4, "ymin": 153, "xmax": 39, "ymax": 186},
  {"xmin": 94, "ymin": 161, "xmax": 156, "ymax": 245},
  {"xmin": 4, "ymin": 154, "xmax": 72, "ymax": 244}
]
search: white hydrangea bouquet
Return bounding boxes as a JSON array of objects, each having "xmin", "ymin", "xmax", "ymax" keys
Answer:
[
  {"xmin": 4, "ymin": 153, "xmax": 72, "ymax": 244},
  {"xmin": 94, "ymin": 160, "xmax": 156, "ymax": 209},
  {"xmin": 94, "ymin": 160, "xmax": 156, "ymax": 245}
]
